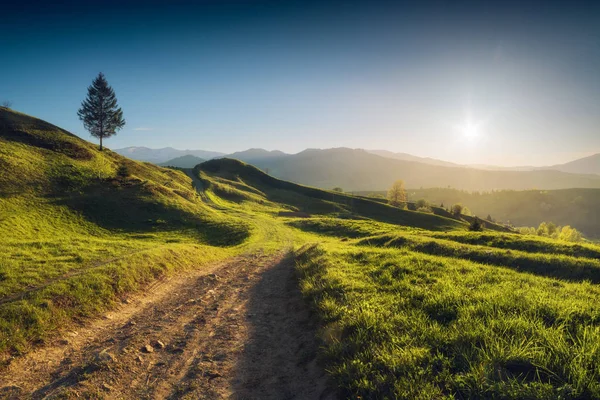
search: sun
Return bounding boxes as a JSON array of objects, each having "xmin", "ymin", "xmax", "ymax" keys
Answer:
[
  {"xmin": 456, "ymin": 115, "xmax": 483, "ymax": 142},
  {"xmin": 462, "ymin": 121, "xmax": 479, "ymax": 139}
]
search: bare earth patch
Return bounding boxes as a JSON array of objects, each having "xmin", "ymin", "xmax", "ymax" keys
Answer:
[{"xmin": 0, "ymin": 252, "xmax": 335, "ymax": 399}]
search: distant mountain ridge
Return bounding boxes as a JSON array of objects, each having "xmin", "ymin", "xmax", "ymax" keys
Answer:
[
  {"xmin": 221, "ymin": 148, "xmax": 288, "ymax": 163},
  {"xmin": 115, "ymin": 146, "xmax": 600, "ymax": 189},
  {"xmin": 548, "ymin": 153, "xmax": 600, "ymax": 175},
  {"xmin": 159, "ymin": 155, "xmax": 205, "ymax": 168},
  {"xmin": 366, "ymin": 150, "xmax": 461, "ymax": 167},
  {"xmin": 220, "ymin": 147, "xmax": 600, "ymax": 191},
  {"xmin": 114, "ymin": 146, "xmax": 224, "ymax": 163}
]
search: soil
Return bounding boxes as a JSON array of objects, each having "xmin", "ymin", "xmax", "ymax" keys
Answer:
[{"xmin": 0, "ymin": 252, "xmax": 335, "ymax": 400}]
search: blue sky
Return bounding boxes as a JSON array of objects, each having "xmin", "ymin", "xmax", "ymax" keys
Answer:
[{"xmin": 1, "ymin": 0, "xmax": 599, "ymax": 166}]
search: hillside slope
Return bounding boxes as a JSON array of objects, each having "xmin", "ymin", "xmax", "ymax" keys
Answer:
[
  {"xmin": 195, "ymin": 158, "xmax": 465, "ymax": 231},
  {"xmin": 0, "ymin": 107, "xmax": 248, "ymax": 360}
]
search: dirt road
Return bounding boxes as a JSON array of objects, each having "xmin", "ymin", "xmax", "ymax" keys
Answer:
[{"xmin": 0, "ymin": 252, "xmax": 335, "ymax": 399}]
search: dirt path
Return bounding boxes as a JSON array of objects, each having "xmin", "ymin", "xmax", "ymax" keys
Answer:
[{"xmin": 0, "ymin": 252, "xmax": 335, "ymax": 399}]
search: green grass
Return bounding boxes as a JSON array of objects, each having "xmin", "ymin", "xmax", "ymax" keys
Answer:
[
  {"xmin": 0, "ymin": 108, "xmax": 252, "ymax": 361},
  {"xmin": 196, "ymin": 159, "xmax": 465, "ymax": 231},
  {"xmin": 296, "ymin": 243, "xmax": 600, "ymax": 399},
  {"xmin": 5, "ymin": 107, "xmax": 600, "ymax": 399},
  {"xmin": 356, "ymin": 233, "xmax": 600, "ymax": 283}
]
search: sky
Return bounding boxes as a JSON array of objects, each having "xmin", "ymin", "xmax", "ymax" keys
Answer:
[{"xmin": 1, "ymin": 0, "xmax": 599, "ymax": 166}]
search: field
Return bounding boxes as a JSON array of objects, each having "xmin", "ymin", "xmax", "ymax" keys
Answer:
[
  {"xmin": 3, "ymin": 107, "xmax": 600, "ymax": 398},
  {"xmin": 294, "ymin": 218, "xmax": 600, "ymax": 399}
]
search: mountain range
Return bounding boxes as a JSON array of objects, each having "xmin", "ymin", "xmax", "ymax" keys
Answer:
[
  {"xmin": 115, "ymin": 146, "xmax": 224, "ymax": 163},
  {"xmin": 114, "ymin": 146, "xmax": 600, "ymax": 191}
]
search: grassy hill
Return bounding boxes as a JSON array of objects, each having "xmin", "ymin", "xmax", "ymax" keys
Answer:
[
  {"xmin": 0, "ymin": 108, "xmax": 463, "ymax": 361},
  {"xmin": 4, "ymin": 108, "xmax": 600, "ymax": 398},
  {"xmin": 194, "ymin": 158, "xmax": 464, "ymax": 231},
  {"xmin": 294, "ymin": 219, "xmax": 600, "ymax": 399},
  {"xmin": 0, "ymin": 108, "xmax": 249, "ymax": 361}
]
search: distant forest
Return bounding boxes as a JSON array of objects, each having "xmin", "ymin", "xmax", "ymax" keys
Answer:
[{"xmin": 359, "ymin": 188, "xmax": 600, "ymax": 239}]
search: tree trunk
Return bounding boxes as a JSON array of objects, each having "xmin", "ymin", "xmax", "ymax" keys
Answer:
[{"xmin": 100, "ymin": 136, "xmax": 103, "ymax": 151}]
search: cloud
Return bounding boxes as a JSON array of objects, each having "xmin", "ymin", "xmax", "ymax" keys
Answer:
[{"xmin": 133, "ymin": 127, "xmax": 154, "ymax": 131}]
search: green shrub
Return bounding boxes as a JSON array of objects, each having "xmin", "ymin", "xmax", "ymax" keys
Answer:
[
  {"xmin": 116, "ymin": 164, "xmax": 130, "ymax": 178},
  {"xmin": 469, "ymin": 216, "xmax": 484, "ymax": 231}
]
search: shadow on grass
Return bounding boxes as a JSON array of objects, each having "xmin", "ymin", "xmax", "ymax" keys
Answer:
[
  {"xmin": 197, "ymin": 159, "xmax": 463, "ymax": 231},
  {"xmin": 359, "ymin": 235, "xmax": 600, "ymax": 284},
  {"xmin": 53, "ymin": 180, "xmax": 249, "ymax": 247}
]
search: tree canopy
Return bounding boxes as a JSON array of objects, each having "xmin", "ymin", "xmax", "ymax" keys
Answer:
[
  {"xmin": 387, "ymin": 180, "xmax": 407, "ymax": 208},
  {"xmin": 77, "ymin": 73, "xmax": 125, "ymax": 150}
]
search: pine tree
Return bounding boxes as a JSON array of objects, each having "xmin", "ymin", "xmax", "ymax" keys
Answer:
[{"xmin": 77, "ymin": 73, "xmax": 125, "ymax": 151}]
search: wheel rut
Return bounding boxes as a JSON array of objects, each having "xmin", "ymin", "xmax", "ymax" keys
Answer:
[{"xmin": 0, "ymin": 251, "xmax": 335, "ymax": 400}]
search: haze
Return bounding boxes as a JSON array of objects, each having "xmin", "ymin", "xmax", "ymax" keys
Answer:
[{"xmin": 2, "ymin": 0, "xmax": 599, "ymax": 166}]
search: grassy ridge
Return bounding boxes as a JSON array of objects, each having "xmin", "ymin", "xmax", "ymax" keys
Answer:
[
  {"xmin": 357, "ymin": 233, "xmax": 600, "ymax": 283},
  {"xmin": 0, "ymin": 108, "xmax": 251, "ymax": 361},
  {"xmin": 196, "ymin": 159, "xmax": 465, "ymax": 231},
  {"xmin": 5, "ymin": 108, "xmax": 600, "ymax": 399},
  {"xmin": 291, "ymin": 214, "xmax": 600, "ymax": 398},
  {"xmin": 428, "ymin": 231, "xmax": 600, "ymax": 259}
]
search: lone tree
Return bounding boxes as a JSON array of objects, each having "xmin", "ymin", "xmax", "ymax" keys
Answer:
[
  {"xmin": 387, "ymin": 180, "xmax": 407, "ymax": 208},
  {"xmin": 451, "ymin": 203, "xmax": 463, "ymax": 216},
  {"xmin": 469, "ymin": 216, "xmax": 484, "ymax": 232},
  {"xmin": 78, "ymin": 73, "xmax": 125, "ymax": 151}
]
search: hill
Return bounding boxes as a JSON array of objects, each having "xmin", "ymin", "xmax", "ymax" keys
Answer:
[
  {"xmin": 222, "ymin": 148, "xmax": 288, "ymax": 163},
  {"xmin": 114, "ymin": 146, "xmax": 223, "ymax": 163},
  {"xmin": 159, "ymin": 154, "xmax": 205, "ymax": 168},
  {"xmin": 4, "ymin": 108, "xmax": 600, "ymax": 398},
  {"xmin": 549, "ymin": 153, "xmax": 600, "ymax": 175},
  {"xmin": 194, "ymin": 158, "xmax": 464, "ymax": 231},
  {"xmin": 230, "ymin": 147, "xmax": 600, "ymax": 191},
  {"xmin": 0, "ymin": 107, "xmax": 249, "ymax": 360},
  {"xmin": 367, "ymin": 149, "xmax": 461, "ymax": 167},
  {"xmin": 0, "ymin": 108, "xmax": 468, "ymax": 361}
]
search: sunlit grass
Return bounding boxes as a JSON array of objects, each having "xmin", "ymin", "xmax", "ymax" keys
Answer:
[
  {"xmin": 5, "ymin": 107, "xmax": 600, "ymax": 398},
  {"xmin": 296, "ymin": 242, "xmax": 600, "ymax": 399}
]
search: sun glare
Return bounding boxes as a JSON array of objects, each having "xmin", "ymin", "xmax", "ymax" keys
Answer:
[
  {"xmin": 456, "ymin": 114, "xmax": 483, "ymax": 143},
  {"xmin": 462, "ymin": 122, "xmax": 479, "ymax": 139}
]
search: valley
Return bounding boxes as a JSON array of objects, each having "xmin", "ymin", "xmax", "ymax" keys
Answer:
[{"xmin": 2, "ymin": 108, "xmax": 600, "ymax": 398}]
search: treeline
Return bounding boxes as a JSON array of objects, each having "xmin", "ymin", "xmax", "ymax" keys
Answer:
[{"xmin": 357, "ymin": 187, "xmax": 600, "ymax": 239}]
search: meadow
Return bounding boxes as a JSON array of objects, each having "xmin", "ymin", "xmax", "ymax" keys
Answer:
[
  {"xmin": 294, "ymin": 219, "xmax": 600, "ymax": 399},
  {"xmin": 3, "ymin": 107, "xmax": 600, "ymax": 398}
]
